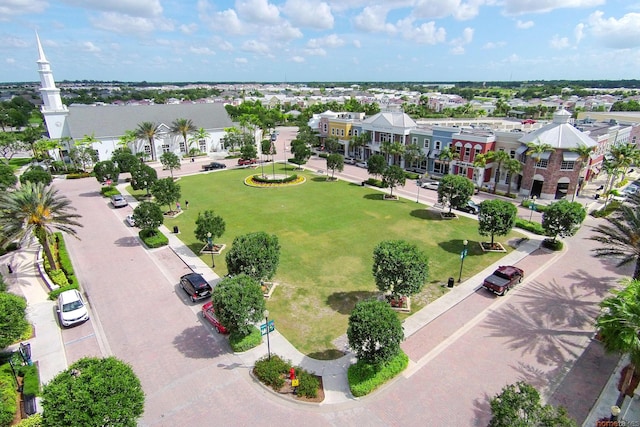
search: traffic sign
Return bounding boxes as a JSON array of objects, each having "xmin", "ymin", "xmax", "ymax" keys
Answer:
[{"xmin": 260, "ymin": 320, "xmax": 275, "ymax": 336}]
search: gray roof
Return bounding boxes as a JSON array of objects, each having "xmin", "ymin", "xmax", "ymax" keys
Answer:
[
  {"xmin": 67, "ymin": 103, "xmax": 233, "ymax": 139},
  {"xmin": 518, "ymin": 108, "xmax": 596, "ymax": 149}
]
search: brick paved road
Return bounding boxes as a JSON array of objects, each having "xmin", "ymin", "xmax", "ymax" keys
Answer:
[{"xmin": 52, "ymin": 146, "xmax": 627, "ymax": 426}]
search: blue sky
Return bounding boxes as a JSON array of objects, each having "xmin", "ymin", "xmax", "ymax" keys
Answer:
[{"xmin": 1, "ymin": 0, "xmax": 639, "ymax": 83}]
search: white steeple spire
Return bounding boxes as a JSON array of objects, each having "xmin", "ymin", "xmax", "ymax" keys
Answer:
[{"xmin": 36, "ymin": 32, "xmax": 69, "ymax": 140}]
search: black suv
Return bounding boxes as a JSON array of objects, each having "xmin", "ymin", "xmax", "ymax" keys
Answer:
[
  {"xmin": 202, "ymin": 162, "xmax": 226, "ymax": 171},
  {"xmin": 179, "ymin": 273, "xmax": 212, "ymax": 302}
]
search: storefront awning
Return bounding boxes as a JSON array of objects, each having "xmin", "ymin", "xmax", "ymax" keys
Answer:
[
  {"xmin": 532, "ymin": 151, "xmax": 552, "ymax": 160},
  {"xmin": 515, "ymin": 145, "xmax": 528, "ymax": 155},
  {"xmin": 562, "ymin": 151, "xmax": 580, "ymax": 161}
]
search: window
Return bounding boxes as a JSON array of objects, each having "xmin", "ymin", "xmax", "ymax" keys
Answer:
[
  {"xmin": 144, "ymin": 145, "xmax": 151, "ymax": 156},
  {"xmin": 535, "ymin": 159, "xmax": 548, "ymax": 169},
  {"xmin": 341, "ymin": 129, "xmax": 345, "ymax": 136},
  {"xmin": 464, "ymin": 147, "xmax": 471, "ymax": 159},
  {"xmin": 424, "ymin": 139, "xmax": 430, "ymax": 149},
  {"xmin": 331, "ymin": 128, "xmax": 336, "ymax": 135},
  {"xmin": 199, "ymin": 139, "xmax": 207, "ymax": 152},
  {"xmin": 560, "ymin": 161, "xmax": 575, "ymax": 170},
  {"xmin": 322, "ymin": 123, "xmax": 328, "ymax": 132},
  {"xmin": 510, "ymin": 150, "xmax": 516, "ymax": 159},
  {"xmin": 348, "ymin": 129, "xmax": 352, "ymax": 136},
  {"xmin": 162, "ymin": 144, "xmax": 170, "ymax": 153},
  {"xmin": 179, "ymin": 141, "xmax": 186, "ymax": 152},
  {"xmin": 434, "ymin": 140, "xmax": 441, "ymax": 150},
  {"xmin": 433, "ymin": 161, "xmax": 446, "ymax": 174},
  {"xmin": 380, "ymin": 133, "xmax": 392, "ymax": 143},
  {"xmin": 354, "ymin": 129, "xmax": 359, "ymax": 136},
  {"xmin": 412, "ymin": 137, "xmax": 418, "ymax": 144}
]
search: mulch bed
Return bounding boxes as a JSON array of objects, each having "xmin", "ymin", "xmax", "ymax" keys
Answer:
[{"xmin": 277, "ymin": 374, "xmax": 324, "ymax": 403}]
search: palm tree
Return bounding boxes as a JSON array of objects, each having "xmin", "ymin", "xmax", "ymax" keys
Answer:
[
  {"xmin": 473, "ymin": 152, "xmax": 489, "ymax": 189},
  {"xmin": 526, "ymin": 140, "xmax": 556, "ymax": 197},
  {"xmin": 486, "ymin": 150, "xmax": 511, "ymax": 194},
  {"xmin": 570, "ymin": 143, "xmax": 595, "ymax": 200},
  {"xmin": 189, "ymin": 128, "xmax": 210, "ymax": 154},
  {"xmin": 135, "ymin": 122, "xmax": 159, "ymax": 161},
  {"xmin": 609, "ymin": 143, "xmax": 640, "ymax": 183},
  {"xmin": 596, "ymin": 278, "xmax": 640, "ymax": 407},
  {"xmin": 0, "ymin": 181, "xmax": 82, "ymax": 269},
  {"xmin": 349, "ymin": 131, "xmax": 370, "ymax": 160},
  {"xmin": 438, "ymin": 146, "xmax": 459, "ymax": 174},
  {"xmin": 171, "ymin": 118, "xmax": 196, "ymax": 154},
  {"xmin": 503, "ymin": 158, "xmax": 522, "ymax": 196},
  {"xmin": 590, "ymin": 193, "xmax": 640, "ymax": 280}
]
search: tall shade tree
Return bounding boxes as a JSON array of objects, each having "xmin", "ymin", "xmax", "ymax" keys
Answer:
[
  {"xmin": 130, "ymin": 163, "xmax": 158, "ymax": 196},
  {"xmin": 526, "ymin": 140, "xmax": 556, "ymax": 197},
  {"xmin": 367, "ymin": 154, "xmax": 386, "ymax": 179},
  {"xmin": 347, "ymin": 299, "xmax": 404, "ymax": 366},
  {"xmin": 150, "ymin": 177, "xmax": 181, "ymax": 213},
  {"xmin": 194, "ymin": 210, "xmax": 226, "ymax": 248},
  {"xmin": 41, "ymin": 356, "xmax": 144, "ymax": 427},
  {"xmin": 93, "ymin": 160, "xmax": 120, "ymax": 184},
  {"xmin": 372, "ymin": 240, "xmax": 429, "ymax": 299},
  {"xmin": 324, "ymin": 136, "xmax": 341, "ymax": 154},
  {"xmin": 590, "ymin": 193, "xmax": 640, "ymax": 280},
  {"xmin": 211, "ymin": 274, "xmax": 265, "ymax": 337},
  {"xmin": 541, "ymin": 200, "xmax": 586, "ymax": 243},
  {"xmin": 135, "ymin": 121, "xmax": 159, "ymax": 161},
  {"xmin": 131, "ymin": 201, "xmax": 163, "ymax": 231},
  {"xmin": 0, "ymin": 162, "xmax": 17, "ymax": 191},
  {"xmin": 596, "ymin": 279, "xmax": 640, "ymax": 407},
  {"xmin": 225, "ymin": 232, "xmax": 280, "ymax": 281},
  {"xmin": 326, "ymin": 153, "xmax": 344, "ymax": 180},
  {"xmin": 160, "ymin": 151, "xmax": 181, "ymax": 179},
  {"xmin": 171, "ymin": 118, "xmax": 196, "ymax": 154},
  {"xmin": 478, "ymin": 199, "xmax": 517, "ymax": 246},
  {"xmin": 381, "ymin": 165, "xmax": 406, "ymax": 198},
  {"xmin": 19, "ymin": 165, "xmax": 52, "ymax": 186},
  {"xmin": 0, "ymin": 181, "xmax": 82, "ymax": 269},
  {"xmin": 437, "ymin": 174, "xmax": 475, "ymax": 214}
]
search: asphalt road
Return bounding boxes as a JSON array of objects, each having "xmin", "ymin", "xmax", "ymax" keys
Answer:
[{"xmin": 51, "ymin": 129, "xmax": 627, "ymax": 426}]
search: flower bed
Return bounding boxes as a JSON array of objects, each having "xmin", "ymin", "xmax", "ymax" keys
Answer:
[{"xmin": 480, "ymin": 242, "xmax": 506, "ymax": 252}]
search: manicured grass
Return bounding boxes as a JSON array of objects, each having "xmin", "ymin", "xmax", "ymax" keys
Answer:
[{"xmin": 143, "ymin": 165, "xmax": 523, "ymax": 358}]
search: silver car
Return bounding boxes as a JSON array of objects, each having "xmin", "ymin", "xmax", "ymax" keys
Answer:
[{"xmin": 110, "ymin": 194, "xmax": 128, "ymax": 208}]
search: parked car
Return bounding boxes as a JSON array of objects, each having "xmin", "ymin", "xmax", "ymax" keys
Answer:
[
  {"xmin": 456, "ymin": 200, "xmax": 481, "ymax": 214},
  {"xmin": 344, "ymin": 157, "xmax": 356, "ymax": 165},
  {"xmin": 57, "ymin": 289, "xmax": 89, "ymax": 327},
  {"xmin": 180, "ymin": 272, "xmax": 213, "ymax": 302},
  {"xmin": 125, "ymin": 214, "xmax": 136, "ymax": 227},
  {"xmin": 110, "ymin": 194, "xmax": 128, "ymax": 208},
  {"xmin": 202, "ymin": 162, "xmax": 226, "ymax": 171},
  {"xmin": 482, "ymin": 265, "xmax": 524, "ymax": 296},
  {"xmin": 421, "ymin": 180, "xmax": 440, "ymax": 190},
  {"xmin": 202, "ymin": 301, "xmax": 228, "ymax": 334},
  {"xmin": 237, "ymin": 158, "xmax": 258, "ymax": 166},
  {"xmin": 356, "ymin": 161, "xmax": 368, "ymax": 168}
]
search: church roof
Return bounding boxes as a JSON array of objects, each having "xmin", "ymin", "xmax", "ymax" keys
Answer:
[
  {"xmin": 362, "ymin": 111, "xmax": 417, "ymax": 130},
  {"xmin": 67, "ymin": 103, "xmax": 233, "ymax": 139},
  {"xmin": 518, "ymin": 108, "xmax": 596, "ymax": 149}
]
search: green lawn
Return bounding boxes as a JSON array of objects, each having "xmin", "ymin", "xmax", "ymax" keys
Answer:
[{"xmin": 156, "ymin": 165, "xmax": 523, "ymax": 358}]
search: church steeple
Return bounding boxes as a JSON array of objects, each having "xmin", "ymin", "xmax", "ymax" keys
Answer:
[{"xmin": 36, "ymin": 32, "xmax": 68, "ymax": 140}]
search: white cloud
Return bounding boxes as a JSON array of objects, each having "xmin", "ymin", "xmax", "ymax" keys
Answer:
[
  {"xmin": 412, "ymin": 0, "xmax": 460, "ymax": 20},
  {"xmin": 290, "ymin": 55, "xmax": 305, "ymax": 62},
  {"xmin": 91, "ymin": 12, "xmax": 158, "ymax": 34},
  {"xmin": 303, "ymin": 47, "xmax": 327, "ymax": 56},
  {"xmin": 516, "ymin": 20, "xmax": 534, "ymax": 29},
  {"xmin": 6, "ymin": 57, "xmax": 16, "ymax": 64},
  {"xmin": 503, "ymin": 0, "xmax": 605, "ymax": 16},
  {"xmin": 61, "ymin": 0, "xmax": 163, "ymax": 18},
  {"xmin": 353, "ymin": 39, "xmax": 361, "ymax": 48},
  {"xmin": 353, "ymin": 6, "xmax": 395, "ymax": 33},
  {"xmin": 307, "ymin": 34, "xmax": 344, "ymax": 48},
  {"xmin": 483, "ymin": 41, "xmax": 506, "ymax": 49},
  {"xmin": 586, "ymin": 11, "xmax": 640, "ymax": 49},
  {"xmin": 0, "ymin": 0, "xmax": 47, "ymax": 19},
  {"xmin": 449, "ymin": 27, "xmax": 473, "ymax": 54},
  {"xmin": 210, "ymin": 9, "xmax": 245, "ymax": 35},
  {"xmin": 241, "ymin": 39, "xmax": 271, "ymax": 55},
  {"xmin": 213, "ymin": 37, "xmax": 234, "ymax": 51},
  {"xmin": 282, "ymin": 0, "xmax": 334, "ymax": 30},
  {"xmin": 81, "ymin": 41, "xmax": 101, "ymax": 52},
  {"xmin": 0, "ymin": 36, "xmax": 29, "ymax": 48},
  {"xmin": 180, "ymin": 23, "xmax": 198, "ymax": 34},
  {"xmin": 190, "ymin": 46, "xmax": 215, "ymax": 55},
  {"xmin": 266, "ymin": 21, "xmax": 304, "ymax": 42},
  {"xmin": 236, "ymin": 0, "xmax": 280, "ymax": 24},
  {"xmin": 574, "ymin": 23, "xmax": 584, "ymax": 43},
  {"xmin": 234, "ymin": 57, "xmax": 248, "ymax": 65},
  {"xmin": 549, "ymin": 35, "xmax": 570, "ymax": 49},
  {"xmin": 402, "ymin": 21, "xmax": 447, "ymax": 44}
]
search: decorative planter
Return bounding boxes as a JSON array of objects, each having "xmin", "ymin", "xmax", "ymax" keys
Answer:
[
  {"xmin": 480, "ymin": 242, "xmax": 506, "ymax": 252},
  {"xmin": 200, "ymin": 244, "xmax": 226, "ymax": 255},
  {"xmin": 440, "ymin": 212, "xmax": 458, "ymax": 220},
  {"xmin": 261, "ymin": 281, "xmax": 278, "ymax": 299},
  {"xmin": 385, "ymin": 295, "xmax": 411, "ymax": 313}
]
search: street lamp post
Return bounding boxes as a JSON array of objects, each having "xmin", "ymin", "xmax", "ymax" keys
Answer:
[
  {"xmin": 416, "ymin": 180, "xmax": 421, "ymax": 203},
  {"xmin": 528, "ymin": 196, "xmax": 537, "ymax": 222},
  {"xmin": 264, "ymin": 309, "xmax": 271, "ymax": 361},
  {"xmin": 206, "ymin": 232, "xmax": 215, "ymax": 268},
  {"xmin": 458, "ymin": 239, "xmax": 468, "ymax": 282}
]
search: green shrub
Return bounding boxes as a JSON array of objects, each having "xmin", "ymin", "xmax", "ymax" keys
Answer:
[
  {"xmin": 591, "ymin": 200, "xmax": 621, "ymax": 218},
  {"xmin": 364, "ymin": 178, "xmax": 387, "ymax": 188},
  {"xmin": 254, "ymin": 355, "xmax": 290, "ymax": 390},
  {"xmin": 542, "ymin": 238, "xmax": 563, "ymax": 251},
  {"xmin": 252, "ymin": 174, "xmax": 299, "ymax": 184},
  {"xmin": 55, "ymin": 234, "xmax": 76, "ymax": 285},
  {"xmin": 47, "ymin": 269, "xmax": 70, "ymax": 287},
  {"xmin": 0, "ymin": 369, "xmax": 18, "ymax": 427},
  {"xmin": 521, "ymin": 199, "xmax": 548, "ymax": 213},
  {"xmin": 0, "ymin": 242, "xmax": 19, "ymax": 257},
  {"xmin": 348, "ymin": 350, "xmax": 408, "ymax": 397},
  {"xmin": 0, "ymin": 276, "xmax": 5, "ymax": 293},
  {"xmin": 19, "ymin": 365, "xmax": 40, "ymax": 397},
  {"xmin": 15, "ymin": 413, "xmax": 42, "ymax": 427},
  {"xmin": 229, "ymin": 327, "xmax": 262, "ymax": 352},
  {"xmin": 139, "ymin": 229, "xmax": 169, "ymax": 248},
  {"xmin": 48, "ymin": 283, "xmax": 80, "ymax": 300},
  {"xmin": 296, "ymin": 370, "xmax": 319, "ymax": 398},
  {"xmin": 66, "ymin": 172, "xmax": 92, "ymax": 179},
  {"xmin": 100, "ymin": 185, "xmax": 120, "ymax": 197},
  {"xmin": 404, "ymin": 171, "xmax": 420, "ymax": 180},
  {"xmin": 288, "ymin": 158, "xmax": 305, "ymax": 165},
  {"xmin": 514, "ymin": 218, "xmax": 545, "ymax": 235}
]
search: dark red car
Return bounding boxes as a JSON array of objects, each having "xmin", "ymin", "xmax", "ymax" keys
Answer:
[
  {"xmin": 202, "ymin": 301, "xmax": 228, "ymax": 334},
  {"xmin": 237, "ymin": 158, "xmax": 257, "ymax": 166}
]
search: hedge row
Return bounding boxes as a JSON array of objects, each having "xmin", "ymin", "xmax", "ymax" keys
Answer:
[
  {"xmin": 348, "ymin": 350, "xmax": 409, "ymax": 397},
  {"xmin": 139, "ymin": 229, "xmax": 168, "ymax": 249},
  {"xmin": 55, "ymin": 233, "xmax": 76, "ymax": 285},
  {"xmin": 100, "ymin": 185, "xmax": 120, "ymax": 197},
  {"xmin": 364, "ymin": 178, "xmax": 388, "ymax": 188},
  {"xmin": 252, "ymin": 174, "xmax": 299, "ymax": 184},
  {"xmin": 514, "ymin": 218, "xmax": 545, "ymax": 235},
  {"xmin": 0, "ymin": 366, "xmax": 17, "ymax": 427},
  {"xmin": 66, "ymin": 172, "xmax": 92, "ymax": 179},
  {"xmin": 591, "ymin": 200, "xmax": 621, "ymax": 218},
  {"xmin": 17, "ymin": 364, "xmax": 40, "ymax": 397}
]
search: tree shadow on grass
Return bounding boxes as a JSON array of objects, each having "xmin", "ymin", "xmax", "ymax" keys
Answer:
[
  {"xmin": 437, "ymin": 239, "xmax": 477, "ymax": 257},
  {"xmin": 326, "ymin": 290, "xmax": 379, "ymax": 314},
  {"xmin": 409, "ymin": 209, "xmax": 442, "ymax": 220},
  {"xmin": 173, "ymin": 324, "xmax": 228, "ymax": 359},
  {"xmin": 363, "ymin": 193, "xmax": 385, "ymax": 201}
]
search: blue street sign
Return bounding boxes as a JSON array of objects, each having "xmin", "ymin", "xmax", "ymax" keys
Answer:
[
  {"xmin": 260, "ymin": 320, "xmax": 275, "ymax": 336},
  {"xmin": 530, "ymin": 205, "xmax": 536, "ymax": 211},
  {"xmin": 460, "ymin": 249, "xmax": 468, "ymax": 259}
]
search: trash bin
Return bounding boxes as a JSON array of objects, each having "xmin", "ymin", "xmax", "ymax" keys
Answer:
[
  {"xmin": 23, "ymin": 395, "xmax": 37, "ymax": 415},
  {"xmin": 173, "ymin": 226, "xmax": 179, "ymax": 234},
  {"xmin": 447, "ymin": 277, "xmax": 455, "ymax": 288},
  {"xmin": 361, "ymin": 181, "xmax": 365, "ymax": 186}
]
